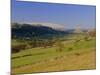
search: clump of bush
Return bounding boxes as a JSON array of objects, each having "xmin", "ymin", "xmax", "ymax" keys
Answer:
[
  {"xmin": 54, "ymin": 39, "xmax": 64, "ymax": 52},
  {"xmin": 11, "ymin": 43, "xmax": 27, "ymax": 53},
  {"xmin": 88, "ymin": 30, "xmax": 96, "ymax": 37},
  {"xmin": 68, "ymin": 47, "xmax": 73, "ymax": 51},
  {"xmin": 74, "ymin": 53, "xmax": 80, "ymax": 56}
]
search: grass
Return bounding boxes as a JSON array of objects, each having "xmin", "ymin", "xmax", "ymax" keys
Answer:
[
  {"xmin": 12, "ymin": 48, "xmax": 96, "ymax": 74},
  {"xmin": 11, "ymin": 35, "xmax": 96, "ymax": 74}
]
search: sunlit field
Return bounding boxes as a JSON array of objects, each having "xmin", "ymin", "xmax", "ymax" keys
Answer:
[{"xmin": 11, "ymin": 33, "xmax": 96, "ymax": 74}]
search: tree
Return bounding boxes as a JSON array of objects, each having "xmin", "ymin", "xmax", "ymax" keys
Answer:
[
  {"xmin": 88, "ymin": 29, "xmax": 96, "ymax": 37},
  {"xmin": 54, "ymin": 39, "xmax": 64, "ymax": 52}
]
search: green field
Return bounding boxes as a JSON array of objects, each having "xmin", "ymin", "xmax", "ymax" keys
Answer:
[{"xmin": 11, "ymin": 34, "xmax": 96, "ymax": 74}]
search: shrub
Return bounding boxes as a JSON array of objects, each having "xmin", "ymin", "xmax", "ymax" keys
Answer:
[
  {"xmin": 12, "ymin": 44, "xmax": 27, "ymax": 53},
  {"xmin": 68, "ymin": 47, "xmax": 73, "ymax": 51},
  {"xmin": 75, "ymin": 53, "xmax": 80, "ymax": 56}
]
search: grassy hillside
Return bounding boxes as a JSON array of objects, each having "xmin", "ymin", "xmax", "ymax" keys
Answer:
[
  {"xmin": 11, "ymin": 34, "xmax": 96, "ymax": 74},
  {"xmin": 12, "ymin": 48, "xmax": 95, "ymax": 74}
]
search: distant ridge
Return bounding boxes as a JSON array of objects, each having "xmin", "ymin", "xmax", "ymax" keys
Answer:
[
  {"xmin": 12, "ymin": 22, "xmax": 65, "ymax": 31},
  {"xmin": 11, "ymin": 23, "xmax": 66, "ymax": 39}
]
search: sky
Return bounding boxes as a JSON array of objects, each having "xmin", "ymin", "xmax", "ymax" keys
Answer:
[{"xmin": 11, "ymin": 0, "xmax": 96, "ymax": 29}]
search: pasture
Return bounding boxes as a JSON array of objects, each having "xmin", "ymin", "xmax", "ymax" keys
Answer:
[{"xmin": 11, "ymin": 34, "xmax": 96, "ymax": 74}]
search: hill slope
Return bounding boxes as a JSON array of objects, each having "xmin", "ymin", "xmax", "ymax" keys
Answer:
[{"xmin": 12, "ymin": 23, "xmax": 66, "ymax": 39}]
